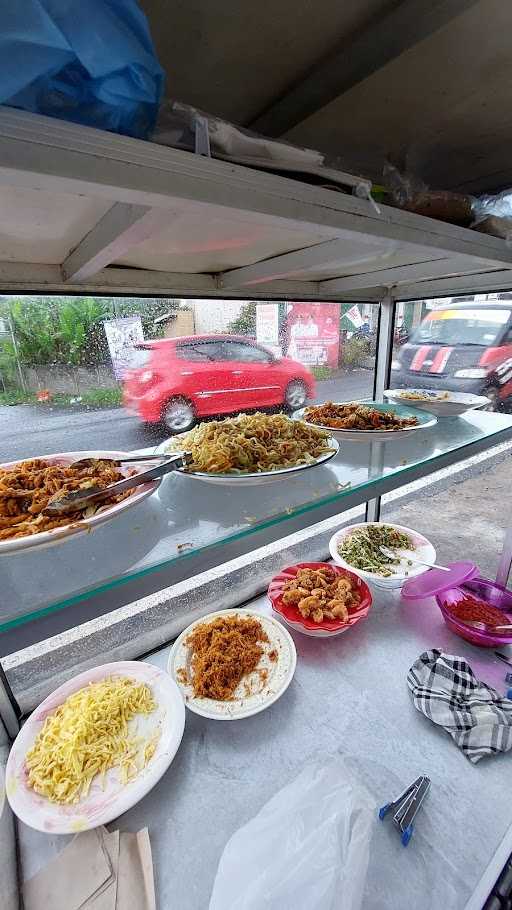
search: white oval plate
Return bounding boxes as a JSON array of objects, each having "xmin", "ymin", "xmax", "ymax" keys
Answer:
[
  {"xmin": 293, "ymin": 402, "xmax": 437, "ymax": 442},
  {"xmin": 0, "ymin": 451, "xmax": 159, "ymax": 555},
  {"xmin": 384, "ymin": 388, "xmax": 490, "ymax": 417},
  {"xmin": 6, "ymin": 661, "xmax": 185, "ymax": 833},
  {"xmin": 155, "ymin": 436, "xmax": 339, "ymax": 486},
  {"xmin": 169, "ymin": 609, "xmax": 297, "ymax": 719},
  {"xmin": 329, "ymin": 521, "xmax": 436, "ymax": 590}
]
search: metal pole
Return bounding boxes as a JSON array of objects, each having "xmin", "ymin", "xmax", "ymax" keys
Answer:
[
  {"xmin": 366, "ymin": 292, "xmax": 396, "ymax": 522},
  {"xmin": 0, "ymin": 662, "xmax": 20, "ymax": 738},
  {"xmin": 496, "ymin": 527, "xmax": 512, "ymax": 588},
  {"xmin": 373, "ymin": 293, "xmax": 396, "ymax": 402}
]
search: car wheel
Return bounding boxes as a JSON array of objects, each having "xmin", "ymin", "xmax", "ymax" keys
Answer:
[
  {"xmin": 284, "ymin": 379, "xmax": 307, "ymax": 411},
  {"xmin": 483, "ymin": 387, "xmax": 500, "ymax": 412},
  {"xmin": 162, "ymin": 397, "xmax": 196, "ymax": 433}
]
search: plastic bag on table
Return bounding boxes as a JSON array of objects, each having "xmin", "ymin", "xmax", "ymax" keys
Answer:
[
  {"xmin": 474, "ymin": 189, "xmax": 512, "ymax": 221},
  {"xmin": 383, "ymin": 163, "xmax": 474, "ymax": 226},
  {"xmin": 0, "ymin": 1, "xmax": 164, "ymax": 139},
  {"xmin": 209, "ymin": 756, "xmax": 374, "ymax": 910},
  {"xmin": 472, "ymin": 190, "xmax": 512, "ymax": 240}
]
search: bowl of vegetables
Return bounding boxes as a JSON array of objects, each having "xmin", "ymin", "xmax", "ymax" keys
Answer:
[{"xmin": 329, "ymin": 522, "xmax": 436, "ymax": 589}]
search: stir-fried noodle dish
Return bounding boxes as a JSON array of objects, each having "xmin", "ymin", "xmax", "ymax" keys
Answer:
[
  {"xmin": 304, "ymin": 402, "xmax": 418, "ymax": 431},
  {"xmin": 167, "ymin": 412, "xmax": 334, "ymax": 474}
]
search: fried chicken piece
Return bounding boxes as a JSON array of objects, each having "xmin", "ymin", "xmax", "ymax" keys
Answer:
[
  {"xmin": 282, "ymin": 567, "xmax": 360, "ymax": 624},
  {"xmin": 327, "ymin": 600, "xmax": 349, "ymax": 621},
  {"xmin": 297, "ymin": 595, "xmax": 323, "ymax": 617},
  {"xmin": 282, "ymin": 587, "xmax": 308, "ymax": 605}
]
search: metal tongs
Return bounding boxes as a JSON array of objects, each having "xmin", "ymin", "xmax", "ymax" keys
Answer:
[
  {"xmin": 43, "ymin": 452, "xmax": 192, "ymax": 515},
  {"xmin": 379, "ymin": 775, "xmax": 431, "ymax": 846}
]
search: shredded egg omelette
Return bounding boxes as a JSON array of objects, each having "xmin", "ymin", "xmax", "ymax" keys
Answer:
[{"xmin": 25, "ymin": 676, "xmax": 158, "ymax": 804}]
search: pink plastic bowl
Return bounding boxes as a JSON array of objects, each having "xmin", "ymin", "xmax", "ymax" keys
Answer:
[{"xmin": 436, "ymin": 577, "xmax": 512, "ymax": 647}]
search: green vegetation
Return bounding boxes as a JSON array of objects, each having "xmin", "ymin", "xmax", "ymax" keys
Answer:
[
  {"xmin": 227, "ymin": 302, "xmax": 257, "ymax": 336},
  {"xmin": 0, "ymin": 389, "xmax": 37, "ymax": 406},
  {"xmin": 311, "ymin": 365, "xmax": 332, "ymax": 380},
  {"xmin": 53, "ymin": 388, "xmax": 123, "ymax": 408},
  {"xmin": 0, "ymin": 387, "xmax": 122, "ymax": 409},
  {"xmin": 341, "ymin": 337, "xmax": 370, "ymax": 369},
  {"xmin": 0, "ymin": 295, "xmax": 179, "ymax": 369}
]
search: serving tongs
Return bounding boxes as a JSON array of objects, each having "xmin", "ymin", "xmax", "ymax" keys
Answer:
[
  {"xmin": 69, "ymin": 454, "xmax": 169, "ymax": 469},
  {"xmin": 43, "ymin": 452, "xmax": 192, "ymax": 515}
]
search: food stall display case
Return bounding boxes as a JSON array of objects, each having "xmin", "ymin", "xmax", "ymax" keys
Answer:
[
  {"xmin": 1, "ymin": 104, "xmax": 512, "ymax": 910},
  {"xmin": 1, "ymin": 104, "xmax": 512, "ymax": 691}
]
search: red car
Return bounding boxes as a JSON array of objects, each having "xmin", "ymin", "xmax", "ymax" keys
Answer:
[{"xmin": 123, "ymin": 334, "xmax": 316, "ymax": 432}]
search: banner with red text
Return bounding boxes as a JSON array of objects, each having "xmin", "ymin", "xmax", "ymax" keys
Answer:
[{"xmin": 285, "ymin": 303, "xmax": 340, "ymax": 368}]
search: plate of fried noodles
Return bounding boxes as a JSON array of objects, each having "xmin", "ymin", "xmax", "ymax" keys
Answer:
[
  {"xmin": 156, "ymin": 412, "xmax": 339, "ymax": 485},
  {"xmin": 0, "ymin": 450, "xmax": 159, "ymax": 554}
]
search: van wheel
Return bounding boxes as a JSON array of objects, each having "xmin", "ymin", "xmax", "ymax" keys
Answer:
[
  {"xmin": 483, "ymin": 387, "xmax": 500, "ymax": 412},
  {"xmin": 162, "ymin": 397, "xmax": 196, "ymax": 433},
  {"xmin": 284, "ymin": 380, "xmax": 308, "ymax": 411}
]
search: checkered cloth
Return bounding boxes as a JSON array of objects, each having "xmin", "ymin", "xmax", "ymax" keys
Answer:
[{"xmin": 407, "ymin": 649, "xmax": 512, "ymax": 763}]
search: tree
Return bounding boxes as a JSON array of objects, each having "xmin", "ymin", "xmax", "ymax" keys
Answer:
[
  {"xmin": 0, "ymin": 295, "xmax": 183, "ymax": 366},
  {"xmin": 227, "ymin": 302, "xmax": 257, "ymax": 337}
]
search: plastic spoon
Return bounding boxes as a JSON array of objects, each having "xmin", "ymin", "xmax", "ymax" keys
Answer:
[{"xmin": 379, "ymin": 545, "xmax": 450, "ymax": 573}]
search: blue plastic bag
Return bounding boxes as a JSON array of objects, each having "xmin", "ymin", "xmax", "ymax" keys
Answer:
[{"xmin": 0, "ymin": 1, "xmax": 165, "ymax": 139}]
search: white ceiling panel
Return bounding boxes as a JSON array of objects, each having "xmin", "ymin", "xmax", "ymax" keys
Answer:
[
  {"xmin": 115, "ymin": 213, "xmax": 332, "ymax": 273},
  {"xmin": 0, "ymin": 186, "xmax": 111, "ymax": 264}
]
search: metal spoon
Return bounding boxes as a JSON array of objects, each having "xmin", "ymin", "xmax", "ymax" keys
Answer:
[
  {"xmin": 379, "ymin": 545, "xmax": 450, "ymax": 573},
  {"xmin": 43, "ymin": 452, "xmax": 192, "ymax": 515},
  {"xmin": 70, "ymin": 454, "xmax": 168, "ymax": 469},
  {"xmin": 464, "ymin": 620, "xmax": 512, "ymax": 633}
]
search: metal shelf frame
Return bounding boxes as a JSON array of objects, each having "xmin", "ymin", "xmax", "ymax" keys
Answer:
[
  {"xmin": 2, "ymin": 107, "xmax": 512, "ymax": 729},
  {"xmin": 0, "ymin": 107, "xmax": 512, "ymax": 301}
]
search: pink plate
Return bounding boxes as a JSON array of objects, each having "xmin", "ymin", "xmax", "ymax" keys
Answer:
[
  {"xmin": 0, "ymin": 451, "xmax": 160, "ymax": 554},
  {"xmin": 268, "ymin": 562, "xmax": 372, "ymax": 637}
]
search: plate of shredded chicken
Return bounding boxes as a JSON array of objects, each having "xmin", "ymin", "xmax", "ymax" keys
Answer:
[
  {"xmin": 169, "ymin": 609, "xmax": 296, "ymax": 719},
  {"xmin": 268, "ymin": 562, "xmax": 372, "ymax": 637},
  {"xmin": 6, "ymin": 661, "xmax": 185, "ymax": 833},
  {"xmin": 0, "ymin": 450, "xmax": 159, "ymax": 554}
]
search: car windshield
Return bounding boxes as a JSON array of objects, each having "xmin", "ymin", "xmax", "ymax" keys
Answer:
[{"xmin": 410, "ymin": 308, "xmax": 510, "ymax": 346}]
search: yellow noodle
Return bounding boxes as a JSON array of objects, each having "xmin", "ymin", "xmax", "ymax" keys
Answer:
[
  {"xmin": 25, "ymin": 676, "xmax": 157, "ymax": 804},
  {"xmin": 167, "ymin": 412, "xmax": 333, "ymax": 474}
]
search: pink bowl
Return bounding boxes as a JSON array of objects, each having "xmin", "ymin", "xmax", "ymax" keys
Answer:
[
  {"xmin": 268, "ymin": 562, "xmax": 372, "ymax": 637},
  {"xmin": 436, "ymin": 578, "xmax": 512, "ymax": 647}
]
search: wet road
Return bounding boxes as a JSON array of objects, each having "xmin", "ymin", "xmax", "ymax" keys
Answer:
[{"xmin": 0, "ymin": 371, "xmax": 372, "ymax": 461}]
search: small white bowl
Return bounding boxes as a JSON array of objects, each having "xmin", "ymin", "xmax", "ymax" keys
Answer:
[
  {"xmin": 384, "ymin": 388, "xmax": 489, "ymax": 417},
  {"xmin": 329, "ymin": 522, "xmax": 436, "ymax": 590}
]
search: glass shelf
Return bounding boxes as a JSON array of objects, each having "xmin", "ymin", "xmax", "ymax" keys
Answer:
[{"xmin": 2, "ymin": 410, "xmax": 512, "ymax": 632}]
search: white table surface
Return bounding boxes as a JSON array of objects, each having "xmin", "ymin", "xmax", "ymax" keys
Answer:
[{"xmin": 17, "ymin": 587, "xmax": 512, "ymax": 910}]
